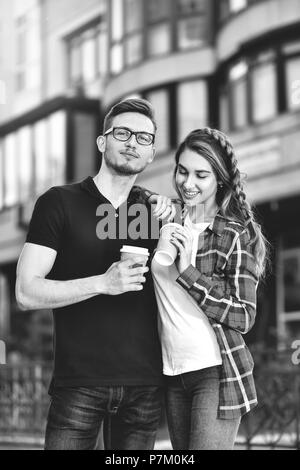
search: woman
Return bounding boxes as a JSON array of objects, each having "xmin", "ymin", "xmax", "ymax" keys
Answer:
[{"xmin": 151, "ymin": 128, "xmax": 268, "ymax": 450}]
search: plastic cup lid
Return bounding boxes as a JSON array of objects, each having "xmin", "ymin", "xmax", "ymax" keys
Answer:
[{"xmin": 120, "ymin": 245, "xmax": 149, "ymax": 256}]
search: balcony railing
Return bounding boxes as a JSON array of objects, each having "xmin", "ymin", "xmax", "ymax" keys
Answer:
[{"xmin": 0, "ymin": 349, "xmax": 299, "ymax": 449}]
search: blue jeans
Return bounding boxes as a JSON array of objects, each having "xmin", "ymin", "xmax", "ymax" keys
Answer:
[
  {"xmin": 45, "ymin": 386, "xmax": 163, "ymax": 450},
  {"xmin": 165, "ymin": 366, "xmax": 241, "ymax": 450}
]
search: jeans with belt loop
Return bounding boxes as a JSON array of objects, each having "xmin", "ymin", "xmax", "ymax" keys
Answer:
[
  {"xmin": 165, "ymin": 366, "xmax": 241, "ymax": 450},
  {"xmin": 45, "ymin": 385, "xmax": 163, "ymax": 450}
]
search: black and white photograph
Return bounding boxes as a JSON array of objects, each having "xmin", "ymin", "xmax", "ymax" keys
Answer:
[{"xmin": 0, "ymin": 0, "xmax": 300, "ymax": 452}]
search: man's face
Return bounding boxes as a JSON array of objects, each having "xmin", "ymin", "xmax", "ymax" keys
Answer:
[{"xmin": 99, "ymin": 112, "xmax": 156, "ymax": 176}]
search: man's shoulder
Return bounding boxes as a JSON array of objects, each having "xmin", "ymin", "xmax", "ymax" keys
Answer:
[{"xmin": 39, "ymin": 180, "xmax": 84, "ymax": 202}]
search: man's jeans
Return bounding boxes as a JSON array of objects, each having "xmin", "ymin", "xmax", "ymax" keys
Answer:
[
  {"xmin": 165, "ymin": 366, "xmax": 241, "ymax": 450},
  {"xmin": 45, "ymin": 385, "xmax": 163, "ymax": 450}
]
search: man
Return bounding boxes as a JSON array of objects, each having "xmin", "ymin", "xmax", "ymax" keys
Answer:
[{"xmin": 16, "ymin": 98, "xmax": 173, "ymax": 450}]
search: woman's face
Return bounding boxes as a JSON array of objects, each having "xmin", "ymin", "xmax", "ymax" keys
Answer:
[{"xmin": 175, "ymin": 148, "xmax": 219, "ymax": 211}]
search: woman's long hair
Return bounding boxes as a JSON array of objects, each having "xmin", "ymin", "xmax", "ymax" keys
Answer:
[{"xmin": 173, "ymin": 128, "xmax": 269, "ymax": 279}]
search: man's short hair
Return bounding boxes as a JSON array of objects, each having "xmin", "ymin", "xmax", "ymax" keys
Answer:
[{"xmin": 103, "ymin": 98, "xmax": 157, "ymax": 134}]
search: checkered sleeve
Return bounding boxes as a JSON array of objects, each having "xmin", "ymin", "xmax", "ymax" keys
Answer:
[{"xmin": 177, "ymin": 229, "xmax": 259, "ymax": 334}]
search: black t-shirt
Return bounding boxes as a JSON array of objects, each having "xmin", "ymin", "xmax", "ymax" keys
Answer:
[{"xmin": 26, "ymin": 177, "xmax": 163, "ymax": 388}]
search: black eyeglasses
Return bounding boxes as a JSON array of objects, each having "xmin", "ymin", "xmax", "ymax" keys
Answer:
[{"xmin": 104, "ymin": 126, "xmax": 155, "ymax": 146}]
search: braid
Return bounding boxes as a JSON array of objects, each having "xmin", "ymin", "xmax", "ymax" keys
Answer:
[{"xmin": 202, "ymin": 127, "xmax": 252, "ymax": 226}]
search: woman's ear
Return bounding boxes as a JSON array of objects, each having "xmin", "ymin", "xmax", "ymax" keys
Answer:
[{"xmin": 97, "ymin": 136, "xmax": 106, "ymax": 153}]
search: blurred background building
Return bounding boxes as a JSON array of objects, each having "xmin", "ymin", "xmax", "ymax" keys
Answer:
[{"xmin": 0, "ymin": 0, "xmax": 300, "ymax": 447}]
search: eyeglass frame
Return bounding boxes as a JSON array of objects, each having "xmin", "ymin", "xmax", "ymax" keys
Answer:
[{"xmin": 103, "ymin": 126, "xmax": 156, "ymax": 146}]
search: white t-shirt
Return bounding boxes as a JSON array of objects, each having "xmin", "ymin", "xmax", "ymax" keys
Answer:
[{"xmin": 151, "ymin": 216, "xmax": 222, "ymax": 376}]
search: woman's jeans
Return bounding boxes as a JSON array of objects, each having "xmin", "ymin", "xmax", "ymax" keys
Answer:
[
  {"xmin": 165, "ymin": 366, "xmax": 241, "ymax": 450},
  {"xmin": 45, "ymin": 385, "xmax": 163, "ymax": 450}
]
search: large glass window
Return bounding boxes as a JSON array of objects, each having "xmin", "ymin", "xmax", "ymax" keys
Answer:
[
  {"xmin": 146, "ymin": 89, "xmax": 169, "ymax": 153},
  {"xmin": 4, "ymin": 134, "xmax": 18, "ymax": 206},
  {"xmin": 125, "ymin": 0, "xmax": 143, "ymax": 34},
  {"xmin": 98, "ymin": 23, "xmax": 108, "ymax": 76},
  {"xmin": 252, "ymin": 56, "xmax": 277, "ymax": 123},
  {"xmin": 229, "ymin": 61, "xmax": 248, "ymax": 129},
  {"xmin": 286, "ymin": 57, "xmax": 300, "ymax": 111},
  {"xmin": 34, "ymin": 120, "xmax": 49, "ymax": 194},
  {"xmin": 48, "ymin": 112, "xmax": 66, "ymax": 187},
  {"xmin": 283, "ymin": 41, "xmax": 300, "ymax": 111},
  {"xmin": 229, "ymin": 0, "xmax": 247, "ymax": 13},
  {"xmin": 177, "ymin": 0, "xmax": 208, "ymax": 51},
  {"xmin": 177, "ymin": 16, "xmax": 207, "ymax": 50},
  {"xmin": 148, "ymin": 23, "xmax": 171, "ymax": 57},
  {"xmin": 278, "ymin": 247, "xmax": 300, "ymax": 345},
  {"xmin": 111, "ymin": 43, "xmax": 124, "ymax": 75},
  {"xmin": 68, "ymin": 20, "xmax": 107, "ymax": 89},
  {"xmin": 15, "ymin": 4, "xmax": 41, "ymax": 92},
  {"xmin": 18, "ymin": 127, "xmax": 33, "ymax": 201},
  {"xmin": 0, "ymin": 142, "xmax": 3, "ymax": 210},
  {"xmin": 219, "ymin": 86, "xmax": 230, "ymax": 132},
  {"xmin": 125, "ymin": 34, "xmax": 143, "ymax": 66},
  {"xmin": 123, "ymin": 0, "xmax": 144, "ymax": 67},
  {"xmin": 110, "ymin": 0, "xmax": 124, "ymax": 75},
  {"xmin": 147, "ymin": 0, "xmax": 169, "ymax": 22},
  {"xmin": 111, "ymin": 0, "xmax": 124, "ymax": 41},
  {"xmin": 82, "ymin": 31, "xmax": 97, "ymax": 83},
  {"xmin": 178, "ymin": 80, "xmax": 208, "ymax": 141}
]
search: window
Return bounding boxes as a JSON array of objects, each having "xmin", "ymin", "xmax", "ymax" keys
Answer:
[
  {"xmin": 18, "ymin": 127, "xmax": 33, "ymax": 201},
  {"xmin": 15, "ymin": 5, "xmax": 41, "ymax": 92},
  {"xmin": 147, "ymin": 0, "xmax": 170, "ymax": 22},
  {"xmin": 125, "ymin": 0, "xmax": 143, "ymax": 34},
  {"xmin": 98, "ymin": 23, "xmax": 108, "ymax": 76},
  {"xmin": 48, "ymin": 112, "xmax": 66, "ymax": 187},
  {"xmin": 110, "ymin": 0, "xmax": 124, "ymax": 75},
  {"xmin": 67, "ymin": 20, "xmax": 107, "ymax": 90},
  {"xmin": 219, "ymin": 86, "xmax": 230, "ymax": 132},
  {"xmin": 34, "ymin": 120, "xmax": 49, "ymax": 194},
  {"xmin": 251, "ymin": 57, "xmax": 277, "ymax": 123},
  {"xmin": 148, "ymin": 23, "xmax": 171, "ymax": 57},
  {"xmin": 283, "ymin": 41, "xmax": 300, "ymax": 111},
  {"xmin": 4, "ymin": 134, "xmax": 18, "ymax": 206},
  {"xmin": 124, "ymin": 0, "xmax": 143, "ymax": 67},
  {"xmin": 125, "ymin": 34, "xmax": 143, "ymax": 66},
  {"xmin": 177, "ymin": 0, "xmax": 206, "ymax": 15},
  {"xmin": 0, "ymin": 142, "xmax": 3, "ymax": 210},
  {"xmin": 82, "ymin": 32, "xmax": 97, "ymax": 83},
  {"xmin": 229, "ymin": 0, "xmax": 247, "ymax": 13},
  {"xmin": 178, "ymin": 80, "xmax": 208, "ymax": 141},
  {"xmin": 177, "ymin": 0, "xmax": 208, "ymax": 50},
  {"xmin": 177, "ymin": 16, "xmax": 207, "ymax": 50},
  {"xmin": 229, "ymin": 61, "xmax": 248, "ymax": 129},
  {"xmin": 146, "ymin": 89, "xmax": 169, "ymax": 153},
  {"xmin": 111, "ymin": 43, "xmax": 124, "ymax": 75},
  {"xmin": 147, "ymin": 0, "xmax": 171, "ymax": 58},
  {"xmin": 278, "ymin": 248, "xmax": 300, "ymax": 345},
  {"xmin": 111, "ymin": 0, "xmax": 124, "ymax": 41}
]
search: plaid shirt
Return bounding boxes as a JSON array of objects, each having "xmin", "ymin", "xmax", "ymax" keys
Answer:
[
  {"xmin": 176, "ymin": 213, "xmax": 259, "ymax": 419},
  {"xmin": 135, "ymin": 186, "xmax": 259, "ymax": 419}
]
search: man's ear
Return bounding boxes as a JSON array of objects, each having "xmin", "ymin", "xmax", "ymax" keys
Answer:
[{"xmin": 97, "ymin": 136, "xmax": 106, "ymax": 153}]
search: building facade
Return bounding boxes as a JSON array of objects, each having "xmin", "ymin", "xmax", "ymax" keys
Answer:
[{"xmin": 0, "ymin": 0, "xmax": 300, "ymax": 360}]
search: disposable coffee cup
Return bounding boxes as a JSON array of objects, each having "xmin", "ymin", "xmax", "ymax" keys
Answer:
[
  {"xmin": 120, "ymin": 245, "xmax": 150, "ymax": 268},
  {"xmin": 153, "ymin": 223, "xmax": 182, "ymax": 266}
]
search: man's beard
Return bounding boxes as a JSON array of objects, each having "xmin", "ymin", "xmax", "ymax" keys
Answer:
[{"xmin": 104, "ymin": 153, "xmax": 147, "ymax": 176}]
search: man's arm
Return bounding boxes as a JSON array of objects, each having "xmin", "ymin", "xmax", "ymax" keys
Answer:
[{"xmin": 16, "ymin": 243, "xmax": 148, "ymax": 311}]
